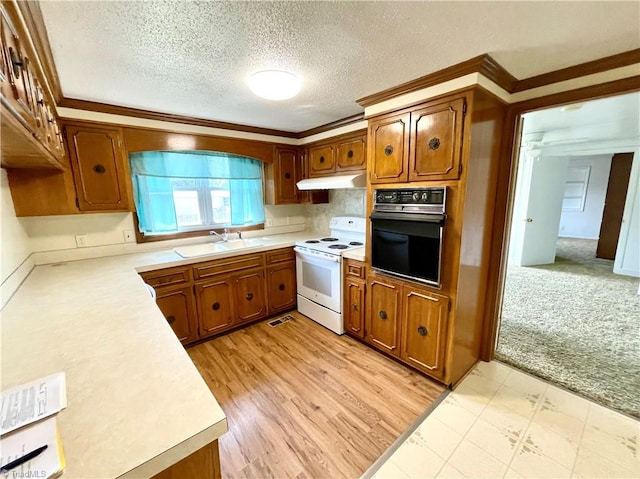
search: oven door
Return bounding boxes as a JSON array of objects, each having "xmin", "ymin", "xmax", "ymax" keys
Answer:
[
  {"xmin": 294, "ymin": 247, "xmax": 342, "ymax": 313},
  {"xmin": 370, "ymin": 211, "xmax": 444, "ymax": 286}
]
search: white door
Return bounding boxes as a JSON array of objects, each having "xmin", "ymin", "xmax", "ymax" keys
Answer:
[{"xmin": 509, "ymin": 150, "xmax": 569, "ymax": 266}]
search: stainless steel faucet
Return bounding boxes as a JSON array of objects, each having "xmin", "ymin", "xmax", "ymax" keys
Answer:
[{"xmin": 209, "ymin": 228, "xmax": 228, "ymax": 242}]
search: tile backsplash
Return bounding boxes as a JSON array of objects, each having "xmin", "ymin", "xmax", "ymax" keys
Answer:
[{"xmin": 305, "ymin": 189, "xmax": 367, "ymax": 233}]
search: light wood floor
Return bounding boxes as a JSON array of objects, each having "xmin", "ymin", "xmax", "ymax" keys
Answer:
[{"xmin": 188, "ymin": 312, "xmax": 445, "ymax": 479}]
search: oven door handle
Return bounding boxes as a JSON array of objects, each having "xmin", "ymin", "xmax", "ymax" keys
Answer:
[
  {"xmin": 370, "ymin": 211, "xmax": 445, "ymax": 224},
  {"xmin": 294, "ymin": 247, "xmax": 341, "ymax": 264}
]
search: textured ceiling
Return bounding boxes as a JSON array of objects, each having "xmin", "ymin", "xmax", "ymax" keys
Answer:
[{"xmin": 40, "ymin": 1, "xmax": 640, "ymax": 132}]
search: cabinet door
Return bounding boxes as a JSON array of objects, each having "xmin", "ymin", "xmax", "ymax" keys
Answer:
[
  {"xmin": 156, "ymin": 285, "xmax": 198, "ymax": 345},
  {"xmin": 401, "ymin": 286, "xmax": 449, "ymax": 380},
  {"xmin": 308, "ymin": 144, "xmax": 335, "ymax": 176},
  {"xmin": 267, "ymin": 262, "xmax": 296, "ymax": 314},
  {"xmin": 369, "ymin": 112, "xmax": 410, "ymax": 184},
  {"xmin": 336, "ymin": 135, "xmax": 366, "ymax": 172},
  {"xmin": 66, "ymin": 124, "xmax": 131, "ymax": 211},
  {"xmin": 234, "ymin": 268, "xmax": 267, "ymax": 323},
  {"xmin": 344, "ymin": 278, "xmax": 365, "ymax": 339},
  {"xmin": 409, "ymin": 97, "xmax": 465, "ymax": 182},
  {"xmin": 196, "ymin": 277, "xmax": 235, "ymax": 338},
  {"xmin": 366, "ymin": 276, "xmax": 402, "ymax": 356},
  {"xmin": 1, "ymin": 12, "xmax": 34, "ymax": 129},
  {"xmin": 274, "ymin": 147, "xmax": 299, "ymax": 204}
]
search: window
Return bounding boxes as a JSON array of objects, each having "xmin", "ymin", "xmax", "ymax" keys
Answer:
[
  {"xmin": 130, "ymin": 151, "xmax": 265, "ymax": 237},
  {"xmin": 562, "ymin": 166, "xmax": 590, "ymax": 212}
]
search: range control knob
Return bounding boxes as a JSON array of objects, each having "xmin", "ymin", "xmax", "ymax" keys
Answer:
[
  {"xmin": 412, "ymin": 191, "xmax": 420, "ymax": 202},
  {"xmin": 422, "ymin": 192, "xmax": 429, "ymax": 202}
]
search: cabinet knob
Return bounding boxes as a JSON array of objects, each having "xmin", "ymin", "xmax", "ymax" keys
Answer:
[
  {"xmin": 379, "ymin": 310, "xmax": 387, "ymax": 320},
  {"xmin": 211, "ymin": 302, "xmax": 220, "ymax": 311},
  {"xmin": 428, "ymin": 138, "xmax": 441, "ymax": 150},
  {"xmin": 93, "ymin": 164, "xmax": 106, "ymax": 174},
  {"xmin": 352, "ymin": 303, "xmax": 358, "ymax": 311},
  {"xmin": 166, "ymin": 315, "xmax": 176, "ymax": 324},
  {"xmin": 246, "ymin": 292, "xmax": 253, "ymax": 301},
  {"xmin": 37, "ymin": 98, "xmax": 44, "ymax": 106},
  {"xmin": 319, "ymin": 156, "xmax": 325, "ymax": 163},
  {"xmin": 284, "ymin": 172, "xmax": 291, "ymax": 180},
  {"xmin": 417, "ymin": 326, "xmax": 428, "ymax": 336},
  {"xmin": 278, "ymin": 283, "xmax": 285, "ymax": 291},
  {"xmin": 384, "ymin": 145, "xmax": 393, "ymax": 156},
  {"xmin": 347, "ymin": 150, "xmax": 354, "ymax": 158}
]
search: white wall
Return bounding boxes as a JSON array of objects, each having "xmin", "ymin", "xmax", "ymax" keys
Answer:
[
  {"xmin": 0, "ymin": 169, "xmax": 34, "ymax": 307},
  {"xmin": 559, "ymin": 155, "xmax": 612, "ymax": 239}
]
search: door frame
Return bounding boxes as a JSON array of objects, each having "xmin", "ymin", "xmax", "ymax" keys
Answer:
[{"xmin": 480, "ymin": 76, "xmax": 640, "ymax": 360}]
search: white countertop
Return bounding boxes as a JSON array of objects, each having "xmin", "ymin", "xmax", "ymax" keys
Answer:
[
  {"xmin": 342, "ymin": 246, "xmax": 366, "ymax": 262},
  {"xmin": 0, "ymin": 231, "xmax": 316, "ymax": 478}
]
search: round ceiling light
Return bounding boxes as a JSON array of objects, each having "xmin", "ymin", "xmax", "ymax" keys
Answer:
[{"xmin": 248, "ymin": 70, "xmax": 301, "ymax": 100}]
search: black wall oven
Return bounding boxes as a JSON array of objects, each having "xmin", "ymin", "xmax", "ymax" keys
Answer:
[{"xmin": 370, "ymin": 187, "xmax": 446, "ymax": 287}]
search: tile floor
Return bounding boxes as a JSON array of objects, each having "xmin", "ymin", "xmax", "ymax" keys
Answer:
[{"xmin": 370, "ymin": 361, "xmax": 640, "ymax": 479}]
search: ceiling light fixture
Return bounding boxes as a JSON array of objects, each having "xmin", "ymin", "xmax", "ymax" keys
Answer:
[{"xmin": 248, "ymin": 70, "xmax": 301, "ymax": 101}]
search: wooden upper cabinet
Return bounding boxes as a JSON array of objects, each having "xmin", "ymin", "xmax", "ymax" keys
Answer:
[
  {"xmin": 366, "ymin": 275, "xmax": 402, "ymax": 356},
  {"xmin": 274, "ymin": 147, "xmax": 299, "ymax": 204},
  {"xmin": 308, "ymin": 144, "xmax": 335, "ymax": 176},
  {"xmin": 155, "ymin": 285, "xmax": 198, "ymax": 345},
  {"xmin": 233, "ymin": 268, "xmax": 267, "ymax": 323},
  {"xmin": 196, "ymin": 276, "xmax": 235, "ymax": 338},
  {"xmin": 400, "ymin": 286, "xmax": 449, "ymax": 380},
  {"xmin": 266, "ymin": 262, "xmax": 296, "ymax": 314},
  {"xmin": 336, "ymin": 134, "xmax": 366, "ymax": 172},
  {"xmin": 410, "ymin": 97, "xmax": 465, "ymax": 182},
  {"xmin": 369, "ymin": 112, "xmax": 410, "ymax": 184},
  {"xmin": 66, "ymin": 124, "xmax": 132, "ymax": 211}
]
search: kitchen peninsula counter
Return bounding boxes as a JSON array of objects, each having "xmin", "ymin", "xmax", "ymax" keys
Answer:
[{"xmin": 0, "ymin": 231, "xmax": 316, "ymax": 478}]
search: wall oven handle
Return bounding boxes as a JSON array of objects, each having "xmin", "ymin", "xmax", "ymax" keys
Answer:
[
  {"xmin": 370, "ymin": 211, "xmax": 445, "ymax": 224},
  {"xmin": 294, "ymin": 247, "xmax": 341, "ymax": 263}
]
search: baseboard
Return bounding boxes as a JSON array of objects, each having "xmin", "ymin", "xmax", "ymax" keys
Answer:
[
  {"xmin": 1, "ymin": 255, "xmax": 35, "ymax": 310},
  {"xmin": 558, "ymin": 235, "xmax": 599, "ymax": 240}
]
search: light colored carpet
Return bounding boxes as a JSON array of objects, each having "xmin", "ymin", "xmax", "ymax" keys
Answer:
[{"xmin": 495, "ymin": 238, "xmax": 640, "ymax": 418}]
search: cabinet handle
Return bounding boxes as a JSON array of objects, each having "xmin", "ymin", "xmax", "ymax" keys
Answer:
[
  {"xmin": 93, "ymin": 164, "xmax": 106, "ymax": 174},
  {"xmin": 319, "ymin": 156, "xmax": 325, "ymax": 163},
  {"xmin": 211, "ymin": 302, "xmax": 220, "ymax": 311},
  {"xmin": 417, "ymin": 326, "xmax": 428, "ymax": 336},
  {"xmin": 8, "ymin": 47, "xmax": 23, "ymax": 78},
  {"xmin": 278, "ymin": 283, "xmax": 285, "ymax": 291},
  {"xmin": 379, "ymin": 310, "xmax": 387, "ymax": 320},
  {"xmin": 352, "ymin": 303, "xmax": 358, "ymax": 311},
  {"xmin": 284, "ymin": 172, "xmax": 291, "ymax": 180},
  {"xmin": 428, "ymin": 138, "xmax": 441, "ymax": 150},
  {"xmin": 347, "ymin": 149, "xmax": 354, "ymax": 158},
  {"xmin": 384, "ymin": 145, "xmax": 393, "ymax": 156},
  {"xmin": 166, "ymin": 315, "xmax": 176, "ymax": 324},
  {"xmin": 246, "ymin": 293, "xmax": 253, "ymax": 301}
]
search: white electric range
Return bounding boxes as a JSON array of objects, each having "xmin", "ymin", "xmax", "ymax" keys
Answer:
[{"xmin": 294, "ymin": 216, "xmax": 366, "ymax": 334}]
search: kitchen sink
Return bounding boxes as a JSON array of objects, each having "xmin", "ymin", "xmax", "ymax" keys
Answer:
[{"xmin": 173, "ymin": 239, "xmax": 263, "ymax": 258}]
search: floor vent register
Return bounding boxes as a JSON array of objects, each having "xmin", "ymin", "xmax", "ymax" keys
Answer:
[{"xmin": 268, "ymin": 315, "xmax": 295, "ymax": 327}]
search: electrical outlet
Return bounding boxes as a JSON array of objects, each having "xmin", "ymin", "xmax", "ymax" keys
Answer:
[
  {"xmin": 266, "ymin": 218, "xmax": 273, "ymax": 227},
  {"xmin": 75, "ymin": 234, "xmax": 88, "ymax": 248},
  {"xmin": 123, "ymin": 230, "xmax": 135, "ymax": 243}
]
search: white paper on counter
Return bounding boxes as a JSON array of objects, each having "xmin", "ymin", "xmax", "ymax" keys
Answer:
[{"xmin": 0, "ymin": 373, "xmax": 67, "ymax": 436}]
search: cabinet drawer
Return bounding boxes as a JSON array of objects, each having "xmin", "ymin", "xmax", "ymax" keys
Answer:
[
  {"xmin": 266, "ymin": 248, "xmax": 295, "ymax": 265},
  {"xmin": 344, "ymin": 259, "xmax": 365, "ymax": 279},
  {"xmin": 194, "ymin": 253, "xmax": 264, "ymax": 279},
  {"xmin": 141, "ymin": 266, "xmax": 191, "ymax": 287}
]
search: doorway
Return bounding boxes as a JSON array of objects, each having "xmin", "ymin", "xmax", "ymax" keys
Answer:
[{"xmin": 495, "ymin": 92, "xmax": 640, "ymax": 418}]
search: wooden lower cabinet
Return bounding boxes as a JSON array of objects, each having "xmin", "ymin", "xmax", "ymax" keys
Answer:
[
  {"xmin": 195, "ymin": 276, "xmax": 235, "ymax": 338},
  {"xmin": 400, "ymin": 286, "xmax": 449, "ymax": 380},
  {"xmin": 155, "ymin": 285, "xmax": 199, "ymax": 345},
  {"xmin": 366, "ymin": 275, "xmax": 402, "ymax": 357},
  {"xmin": 233, "ymin": 268, "xmax": 267, "ymax": 323},
  {"xmin": 151, "ymin": 440, "xmax": 221, "ymax": 479},
  {"xmin": 344, "ymin": 278, "xmax": 365, "ymax": 338},
  {"xmin": 266, "ymin": 262, "xmax": 296, "ymax": 314}
]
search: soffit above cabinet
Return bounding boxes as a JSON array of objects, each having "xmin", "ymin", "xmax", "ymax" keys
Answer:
[{"xmin": 39, "ymin": 1, "xmax": 639, "ymax": 133}]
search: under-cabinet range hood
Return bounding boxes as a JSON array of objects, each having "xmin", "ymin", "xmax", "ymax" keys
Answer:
[{"xmin": 296, "ymin": 173, "xmax": 366, "ymax": 190}]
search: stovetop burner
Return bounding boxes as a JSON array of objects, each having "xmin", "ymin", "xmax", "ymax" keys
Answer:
[
  {"xmin": 305, "ymin": 240, "xmax": 320, "ymax": 244},
  {"xmin": 321, "ymin": 237, "xmax": 339, "ymax": 242},
  {"xmin": 349, "ymin": 241, "xmax": 363, "ymax": 246},
  {"xmin": 328, "ymin": 244, "xmax": 348, "ymax": 250}
]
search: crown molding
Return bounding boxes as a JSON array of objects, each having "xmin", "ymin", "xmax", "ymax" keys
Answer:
[{"xmin": 295, "ymin": 113, "xmax": 365, "ymax": 138}]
